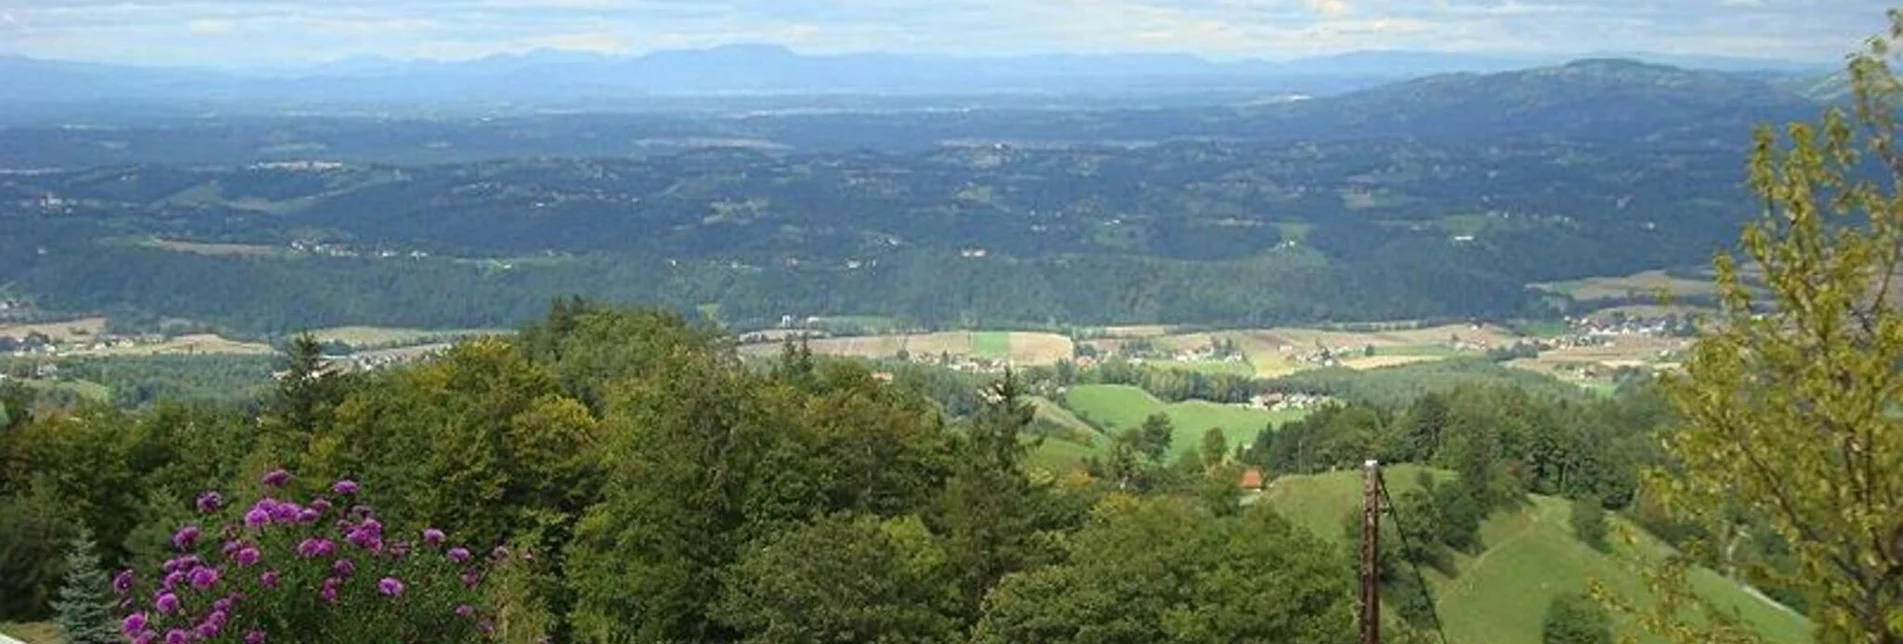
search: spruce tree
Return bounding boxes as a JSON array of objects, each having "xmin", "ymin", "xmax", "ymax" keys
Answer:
[{"xmin": 52, "ymin": 528, "xmax": 116, "ymax": 644}]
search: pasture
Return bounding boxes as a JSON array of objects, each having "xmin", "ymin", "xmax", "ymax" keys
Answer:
[
  {"xmin": 1062, "ymin": 384, "xmax": 1306, "ymax": 455},
  {"xmin": 1264, "ymin": 468, "xmax": 1810, "ymax": 644}
]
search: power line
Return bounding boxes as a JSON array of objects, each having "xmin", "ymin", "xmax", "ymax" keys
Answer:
[{"xmin": 1376, "ymin": 467, "xmax": 1452, "ymax": 644}]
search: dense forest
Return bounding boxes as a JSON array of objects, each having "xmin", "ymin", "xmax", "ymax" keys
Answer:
[{"xmin": 3, "ymin": 130, "xmax": 1749, "ymax": 333}]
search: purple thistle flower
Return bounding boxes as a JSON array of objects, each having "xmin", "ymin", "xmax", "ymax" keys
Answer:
[
  {"xmin": 319, "ymin": 583, "xmax": 339, "ymax": 605},
  {"xmin": 309, "ymin": 498, "xmax": 332, "ymax": 514},
  {"xmin": 235, "ymin": 547, "xmax": 262, "ymax": 568},
  {"xmin": 491, "ymin": 546, "xmax": 509, "ymax": 561},
  {"xmin": 212, "ymin": 597, "xmax": 233, "ymax": 612},
  {"xmin": 388, "ymin": 540, "xmax": 412, "ymax": 560},
  {"xmin": 378, "ymin": 577, "xmax": 405, "ymax": 597},
  {"xmin": 195, "ymin": 622, "xmax": 219, "ymax": 640},
  {"xmin": 222, "ymin": 540, "xmax": 242, "ymax": 556},
  {"xmin": 243, "ymin": 508, "xmax": 270, "ymax": 529},
  {"xmin": 447, "ymin": 547, "xmax": 471, "ymax": 564},
  {"xmin": 161, "ymin": 558, "xmax": 180, "ymax": 574},
  {"xmin": 165, "ymin": 629, "xmax": 189, "ymax": 644},
  {"xmin": 122, "ymin": 612, "xmax": 147, "ymax": 635},
  {"xmin": 478, "ymin": 619, "xmax": 495, "ymax": 634},
  {"xmin": 454, "ymin": 604, "xmax": 475, "ymax": 618},
  {"xmin": 155, "ymin": 592, "xmax": 180, "ymax": 615},
  {"xmin": 269, "ymin": 502, "xmax": 302, "ymax": 523},
  {"xmin": 296, "ymin": 508, "xmax": 321, "ymax": 524},
  {"xmin": 245, "ymin": 630, "xmax": 266, "ymax": 644},
  {"xmin": 461, "ymin": 568, "xmax": 482, "ymax": 589},
  {"xmin": 195, "ymin": 491, "xmax": 223, "ymax": 514},
  {"xmin": 332, "ymin": 558, "xmax": 356, "ymax": 578},
  {"xmin": 421, "ymin": 528, "xmax": 446, "ymax": 547},
  {"xmin": 296, "ymin": 538, "xmax": 334, "ymax": 559},
  {"xmin": 113, "ymin": 569, "xmax": 135, "ymax": 594},
  {"xmin": 161, "ymin": 570, "xmax": 185, "ymax": 592},
  {"xmin": 206, "ymin": 609, "xmax": 228, "ymax": 628},
  {"xmin": 259, "ymin": 570, "xmax": 280, "ymax": 589},
  {"xmin": 171, "ymin": 525, "xmax": 201, "ymax": 551},
  {"xmin": 262, "ymin": 469, "xmax": 292, "ymax": 488},
  {"xmin": 348, "ymin": 504, "xmax": 374, "ymax": 520},
  {"xmin": 189, "ymin": 566, "xmax": 220, "ymax": 591},
  {"xmin": 331, "ymin": 479, "xmax": 359, "ymax": 495}
]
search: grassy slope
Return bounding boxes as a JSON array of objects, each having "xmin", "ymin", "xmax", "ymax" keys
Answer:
[
  {"xmin": 1063, "ymin": 384, "xmax": 1308, "ymax": 455},
  {"xmin": 1263, "ymin": 469, "xmax": 1811, "ymax": 644},
  {"xmin": 0, "ymin": 622, "xmax": 60, "ymax": 643}
]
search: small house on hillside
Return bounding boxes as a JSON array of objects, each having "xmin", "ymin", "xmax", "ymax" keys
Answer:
[{"xmin": 1238, "ymin": 467, "xmax": 1265, "ymax": 491}]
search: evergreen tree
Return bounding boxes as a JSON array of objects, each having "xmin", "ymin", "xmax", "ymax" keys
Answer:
[
  {"xmin": 934, "ymin": 370, "xmax": 1043, "ymax": 623},
  {"xmin": 52, "ymin": 528, "xmax": 115, "ymax": 644}
]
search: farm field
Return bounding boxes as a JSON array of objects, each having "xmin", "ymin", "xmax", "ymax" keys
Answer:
[
  {"xmin": 1150, "ymin": 358, "xmax": 1255, "ymax": 377},
  {"xmin": 141, "ymin": 237, "xmax": 282, "ymax": 257},
  {"xmin": 1264, "ymin": 469, "xmax": 1810, "ymax": 644},
  {"xmin": 65, "ymin": 334, "xmax": 274, "ymax": 357},
  {"xmin": 1062, "ymin": 384, "xmax": 1307, "ymax": 455},
  {"xmin": 1535, "ymin": 269, "xmax": 1718, "ymax": 302},
  {"xmin": 740, "ymin": 331, "xmax": 1073, "ymax": 365},
  {"xmin": 308, "ymin": 326, "xmax": 502, "ymax": 348},
  {"xmin": 0, "ymin": 317, "xmax": 108, "ymax": 342}
]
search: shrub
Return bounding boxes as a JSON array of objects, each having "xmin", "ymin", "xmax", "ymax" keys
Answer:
[
  {"xmin": 1569, "ymin": 497, "xmax": 1608, "ymax": 552},
  {"xmin": 113, "ymin": 469, "xmax": 503, "ymax": 643}
]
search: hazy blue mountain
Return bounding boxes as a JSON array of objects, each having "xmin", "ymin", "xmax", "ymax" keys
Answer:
[
  {"xmin": 0, "ymin": 45, "xmax": 1825, "ymax": 113},
  {"xmin": 1254, "ymin": 58, "xmax": 1820, "ymax": 143}
]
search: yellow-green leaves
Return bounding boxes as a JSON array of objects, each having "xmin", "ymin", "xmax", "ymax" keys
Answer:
[{"xmin": 1637, "ymin": 12, "xmax": 1903, "ymax": 644}]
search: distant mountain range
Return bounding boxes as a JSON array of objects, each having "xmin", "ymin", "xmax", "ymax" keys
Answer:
[{"xmin": 0, "ymin": 45, "xmax": 1832, "ymax": 112}]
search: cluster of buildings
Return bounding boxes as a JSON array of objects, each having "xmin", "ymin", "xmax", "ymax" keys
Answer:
[{"xmin": 1244, "ymin": 391, "xmax": 1333, "ymax": 413}]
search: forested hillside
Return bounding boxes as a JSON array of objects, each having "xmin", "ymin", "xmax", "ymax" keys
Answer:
[
  {"xmin": 0, "ymin": 301, "xmax": 1805, "ymax": 643},
  {"xmin": 3, "ymin": 126, "xmax": 1754, "ymax": 333}
]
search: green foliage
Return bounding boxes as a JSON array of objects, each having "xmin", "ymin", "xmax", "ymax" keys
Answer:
[
  {"xmin": 974, "ymin": 496, "xmax": 1354, "ymax": 643},
  {"xmin": 0, "ymin": 480, "xmax": 76, "ymax": 620},
  {"xmin": 52, "ymin": 529, "xmax": 114, "ymax": 644},
  {"xmin": 1542, "ymin": 593, "xmax": 1613, "ymax": 644},
  {"xmin": 1569, "ymin": 497, "xmax": 1608, "ymax": 552},
  {"xmin": 563, "ymin": 319, "xmax": 956, "ymax": 642},
  {"xmin": 715, "ymin": 514, "xmax": 959, "ymax": 643},
  {"xmin": 1628, "ymin": 13, "xmax": 1903, "ymax": 644}
]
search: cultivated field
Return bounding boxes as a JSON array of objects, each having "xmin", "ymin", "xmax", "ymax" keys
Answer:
[
  {"xmin": 1264, "ymin": 469, "xmax": 1809, "ymax": 644},
  {"xmin": 142, "ymin": 237, "xmax": 282, "ymax": 257},
  {"xmin": 1507, "ymin": 334, "xmax": 1691, "ymax": 386},
  {"xmin": 742, "ymin": 331, "xmax": 1074, "ymax": 365},
  {"xmin": 1535, "ymin": 270, "xmax": 1718, "ymax": 302},
  {"xmin": 70, "ymin": 334, "xmax": 276, "ymax": 357},
  {"xmin": 1211, "ymin": 324, "xmax": 1511, "ymax": 376},
  {"xmin": 0, "ymin": 316, "xmax": 108, "ymax": 342},
  {"xmin": 309, "ymin": 326, "xmax": 502, "ymax": 348}
]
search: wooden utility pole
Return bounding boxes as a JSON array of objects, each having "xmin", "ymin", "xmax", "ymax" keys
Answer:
[{"xmin": 1360, "ymin": 459, "xmax": 1381, "ymax": 644}]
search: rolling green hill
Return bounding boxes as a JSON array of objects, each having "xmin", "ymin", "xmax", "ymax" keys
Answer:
[
  {"xmin": 1062, "ymin": 384, "xmax": 1308, "ymax": 454},
  {"xmin": 1261, "ymin": 468, "xmax": 1811, "ymax": 644}
]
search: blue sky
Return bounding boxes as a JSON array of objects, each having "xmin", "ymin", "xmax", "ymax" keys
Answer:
[{"xmin": 0, "ymin": 0, "xmax": 1890, "ymax": 67}]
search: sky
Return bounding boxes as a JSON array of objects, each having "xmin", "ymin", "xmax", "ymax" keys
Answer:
[{"xmin": 0, "ymin": 0, "xmax": 1890, "ymax": 68}]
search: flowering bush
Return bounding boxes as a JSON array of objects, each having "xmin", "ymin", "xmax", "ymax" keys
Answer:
[{"xmin": 114, "ymin": 469, "xmax": 501, "ymax": 643}]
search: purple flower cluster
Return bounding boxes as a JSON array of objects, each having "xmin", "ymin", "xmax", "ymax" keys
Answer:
[{"xmin": 120, "ymin": 470, "xmax": 499, "ymax": 642}]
